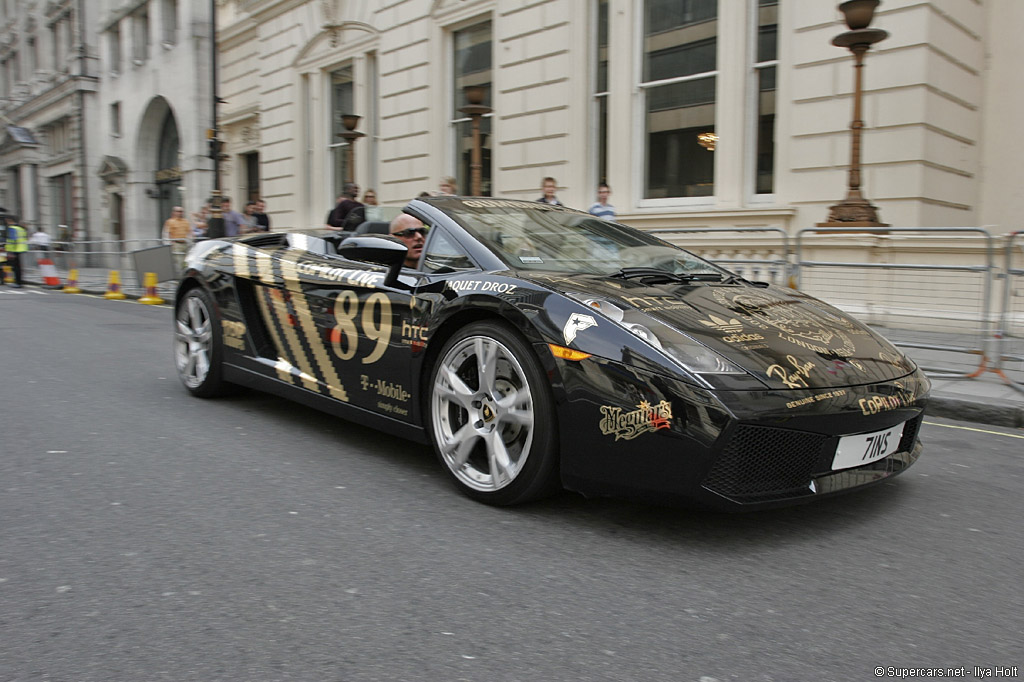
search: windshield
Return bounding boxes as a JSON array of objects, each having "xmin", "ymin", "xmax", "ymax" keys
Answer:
[{"xmin": 439, "ymin": 199, "xmax": 729, "ymax": 277}]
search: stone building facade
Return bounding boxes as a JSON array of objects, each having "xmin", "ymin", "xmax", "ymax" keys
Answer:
[{"xmin": 1, "ymin": 0, "xmax": 1022, "ymax": 242}]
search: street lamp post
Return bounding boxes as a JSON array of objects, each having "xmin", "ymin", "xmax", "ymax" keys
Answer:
[
  {"xmin": 205, "ymin": 0, "xmax": 225, "ymax": 238},
  {"xmin": 819, "ymin": 0, "xmax": 889, "ymax": 227},
  {"xmin": 337, "ymin": 114, "xmax": 365, "ymax": 184},
  {"xmin": 459, "ymin": 85, "xmax": 491, "ymax": 197}
]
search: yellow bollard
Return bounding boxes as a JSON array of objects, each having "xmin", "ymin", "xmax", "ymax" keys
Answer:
[
  {"xmin": 62, "ymin": 268, "xmax": 82, "ymax": 294},
  {"xmin": 138, "ymin": 272, "xmax": 165, "ymax": 305},
  {"xmin": 2, "ymin": 264, "xmax": 12, "ymax": 284},
  {"xmin": 104, "ymin": 270, "xmax": 127, "ymax": 300}
]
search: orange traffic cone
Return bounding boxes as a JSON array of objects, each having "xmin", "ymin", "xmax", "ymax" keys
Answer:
[
  {"xmin": 38, "ymin": 257, "xmax": 61, "ymax": 286},
  {"xmin": 104, "ymin": 270, "xmax": 127, "ymax": 300},
  {"xmin": 138, "ymin": 272, "xmax": 165, "ymax": 305},
  {"xmin": 62, "ymin": 268, "xmax": 82, "ymax": 294}
]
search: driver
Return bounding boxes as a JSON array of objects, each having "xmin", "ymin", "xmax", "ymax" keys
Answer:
[{"xmin": 389, "ymin": 214, "xmax": 427, "ymax": 268}]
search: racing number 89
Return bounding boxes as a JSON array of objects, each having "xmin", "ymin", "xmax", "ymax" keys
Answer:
[{"xmin": 331, "ymin": 290, "xmax": 393, "ymax": 364}]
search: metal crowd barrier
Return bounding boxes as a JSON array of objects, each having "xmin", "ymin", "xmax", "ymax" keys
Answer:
[
  {"xmin": 997, "ymin": 231, "xmax": 1024, "ymax": 393},
  {"xmin": 646, "ymin": 227, "xmax": 791, "ymax": 285},
  {"xmin": 793, "ymin": 227, "xmax": 996, "ymax": 379}
]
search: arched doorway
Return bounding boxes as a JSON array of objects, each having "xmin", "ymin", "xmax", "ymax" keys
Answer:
[{"xmin": 155, "ymin": 109, "xmax": 182, "ymax": 231}]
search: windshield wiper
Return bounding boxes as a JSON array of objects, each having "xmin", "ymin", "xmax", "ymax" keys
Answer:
[{"xmin": 610, "ymin": 267, "xmax": 723, "ymax": 284}]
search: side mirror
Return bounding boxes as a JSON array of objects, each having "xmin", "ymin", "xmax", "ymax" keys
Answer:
[{"xmin": 338, "ymin": 234, "xmax": 407, "ymax": 288}]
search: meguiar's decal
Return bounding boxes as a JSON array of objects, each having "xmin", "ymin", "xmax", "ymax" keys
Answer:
[
  {"xmin": 766, "ymin": 355, "xmax": 815, "ymax": 389},
  {"xmin": 599, "ymin": 400, "xmax": 673, "ymax": 441},
  {"xmin": 563, "ymin": 313, "xmax": 597, "ymax": 345}
]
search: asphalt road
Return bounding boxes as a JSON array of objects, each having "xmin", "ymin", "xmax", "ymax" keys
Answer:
[{"xmin": 1, "ymin": 288, "xmax": 1022, "ymax": 682}]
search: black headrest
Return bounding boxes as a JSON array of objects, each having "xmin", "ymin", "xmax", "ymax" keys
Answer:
[{"xmin": 354, "ymin": 221, "xmax": 391, "ymax": 235}]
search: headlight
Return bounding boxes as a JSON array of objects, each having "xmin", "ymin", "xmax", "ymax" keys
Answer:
[{"xmin": 572, "ymin": 294, "xmax": 761, "ymax": 389}]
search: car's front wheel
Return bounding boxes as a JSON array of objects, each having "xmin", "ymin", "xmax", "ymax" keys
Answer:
[
  {"xmin": 428, "ymin": 321, "xmax": 559, "ymax": 505},
  {"xmin": 174, "ymin": 287, "xmax": 229, "ymax": 397}
]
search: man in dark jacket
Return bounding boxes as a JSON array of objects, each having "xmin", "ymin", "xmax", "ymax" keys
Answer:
[{"xmin": 326, "ymin": 183, "xmax": 364, "ymax": 230}]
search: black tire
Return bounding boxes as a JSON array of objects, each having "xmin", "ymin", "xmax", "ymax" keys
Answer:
[
  {"xmin": 427, "ymin": 321, "xmax": 560, "ymax": 505},
  {"xmin": 174, "ymin": 287, "xmax": 230, "ymax": 398}
]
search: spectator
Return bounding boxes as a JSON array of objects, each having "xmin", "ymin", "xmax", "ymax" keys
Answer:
[
  {"xmin": 537, "ymin": 176, "xmax": 562, "ymax": 205},
  {"xmin": 438, "ymin": 176, "xmax": 457, "ymax": 196},
  {"xmin": 28, "ymin": 227, "xmax": 52, "ymax": 252},
  {"xmin": 191, "ymin": 204, "xmax": 210, "ymax": 238},
  {"xmin": 241, "ymin": 202, "xmax": 260, "ymax": 234},
  {"xmin": 362, "ymin": 189, "xmax": 378, "ymax": 206},
  {"xmin": 326, "ymin": 182, "xmax": 363, "ymax": 230},
  {"xmin": 389, "ymin": 214, "xmax": 427, "ymax": 268},
  {"xmin": 588, "ymin": 183, "xmax": 616, "ymax": 220},
  {"xmin": 163, "ymin": 206, "xmax": 192, "ymax": 269},
  {"xmin": 253, "ymin": 199, "xmax": 271, "ymax": 231},
  {"xmin": 221, "ymin": 197, "xmax": 245, "ymax": 237}
]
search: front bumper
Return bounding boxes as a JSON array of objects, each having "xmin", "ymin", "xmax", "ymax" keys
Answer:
[{"xmin": 551, "ymin": 353, "xmax": 929, "ymax": 511}]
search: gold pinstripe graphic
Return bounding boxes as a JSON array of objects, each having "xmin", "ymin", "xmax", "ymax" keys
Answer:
[
  {"xmin": 231, "ymin": 244, "xmax": 252, "ymax": 279},
  {"xmin": 261, "ymin": 257, "xmax": 320, "ymax": 393},
  {"xmin": 279, "ymin": 255, "xmax": 349, "ymax": 402},
  {"xmin": 255, "ymin": 286, "xmax": 298, "ymax": 384}
]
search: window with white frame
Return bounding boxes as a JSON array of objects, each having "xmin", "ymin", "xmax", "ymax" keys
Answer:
[
  {"xmin": 752, "ymin": 0, "xmax": 778, "ymax": 196},
  {"xmin": 162, "ymin": 0, "xmax": 178, "ymax": 46},
  {"xmin": 328, "ymin": 63, "xmax": 355, "ymax": 200},
  {"xmin": 451, "ymin": 20, "xmax": 492, "ymax": 196},
  {"xmin": 109, "ymin": 23, "xmax": 122, "ymax": 73},
  {"xmin": 592, "ymin": 0, "xmax": 609, "ymax": 186},
  {"xmin": 49, "ymin": 118, "xmax": 70, "ymax": 156},
  {"xmin": 132, "ymin": 7, "xmax": 150, "ymax": 64},
  {"xmin": 633, "ymin": 0, "xmax": 778, "ymax": 204},
  {"xmin": 641, "ymin": 0, "xmax": 718, "ymax": 200},
  {"xmin": 111, "ymin": 102, "xmax": 122, "ymax": 137}
]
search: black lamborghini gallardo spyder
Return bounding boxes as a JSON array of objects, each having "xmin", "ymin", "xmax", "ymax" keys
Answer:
[{"xmin": 174, "ymin": 197, "xmax": 928, "ymax": 509}]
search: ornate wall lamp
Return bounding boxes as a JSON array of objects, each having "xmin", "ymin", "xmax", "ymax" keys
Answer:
[
  {"xmin": 459, "ymin": 85, "xmax": 492, "ymax": 196},
  {"xmin": 337, "ymin": 114, "xmax": 365, "ymax": 184},
  {"xmin": 819, "ymin": 0, "xmax": 889, "ymax": 227}
]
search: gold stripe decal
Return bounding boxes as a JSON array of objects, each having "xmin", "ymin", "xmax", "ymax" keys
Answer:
[
  {"xmin": 279, "ymin": 257, "xmax": 349, "ymax": 401},
  {"xmin": 255, "ymin": 286, "xmax": 297, "ymax": 384}
]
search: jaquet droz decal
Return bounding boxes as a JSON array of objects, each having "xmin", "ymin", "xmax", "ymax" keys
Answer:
[{"xmin": 599, "ymin": 400, "xmax": 673, "ymax": 441}]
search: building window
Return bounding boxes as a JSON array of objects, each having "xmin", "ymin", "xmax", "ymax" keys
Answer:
[
  {"xmin": 49, "ymin": 119, "xmax": 70, "ymax": 156},
  {"xmin": 451, "ymin": 20, "xmax": 492, "ymax": 196},
  {"xmin": 641, "ymin": 0, "xmax": 717, "ymax": 200},
  {"xmin": 52, "ymin": 174, "xmax": 74, "ymax": 235},
  {"xmin": 111, "ymin": 102, "xmax": 121, "ymax": 137},
  {"xmin": 26, "ymin": 36, "xmax": 36, "ymax": 77},
  {"xmin": 51, "ymin": 12, "xmax": 71, "ymax": 73},
  {"xmin": 593, "ymin": 0, "xmax": 609, "ymax": 186},
  {"xmin": 752, "ymin": 0, "xmax": 778, "ymax": 196},
  {"xmin": 328, "ymin": 64, "xmax": 354, "ymax": 199},
  {"xmin": 161, "ymin": 0, "xmax": 178, "ymax": 46},
  {"xmin": 109, "ymin": 24, "xmax": 122, "ymax": 73},
  {"xmin": 132, "ymin": 7, "xmax": 150, "ymax": 64}
]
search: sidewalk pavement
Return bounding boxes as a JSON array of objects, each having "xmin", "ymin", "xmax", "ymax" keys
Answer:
[{"xmin": 15, "ymin": 265, "xmax": 1024, "ymax": 429}]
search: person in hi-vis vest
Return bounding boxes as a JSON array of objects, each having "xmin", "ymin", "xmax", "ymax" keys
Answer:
[{"xmin": 3, "ymin": 212, "xmax": 27, "ymax": 288}]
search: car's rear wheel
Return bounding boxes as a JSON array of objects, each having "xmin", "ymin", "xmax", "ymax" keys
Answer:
[
  {"xmin": 175, "ymin": 287, "xmax": 229, "ymax": 397},
  {"xmin": 428, "ymin": 321, "xmax": 559, "ymax": 505}
]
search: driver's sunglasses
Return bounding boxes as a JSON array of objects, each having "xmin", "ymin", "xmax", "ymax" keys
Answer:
[{"xmin": 393, "ymin": 226, "xmax": 428, "ymax": 238}]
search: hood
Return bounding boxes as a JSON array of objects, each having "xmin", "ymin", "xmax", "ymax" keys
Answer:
[{"xmin": 532, "ymin": 274, "xmax": 916, "ymax": 390}]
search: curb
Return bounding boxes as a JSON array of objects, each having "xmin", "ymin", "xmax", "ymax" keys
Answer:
[{"xmin": 926, "ymin": 394, "xmax": 1024, "ymax": 429}]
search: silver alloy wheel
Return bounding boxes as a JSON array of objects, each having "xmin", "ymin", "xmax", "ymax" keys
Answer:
[
  {"xmin": 175, "ymin": 293, "xmax": 213, "ymax": 389},
  {"xmin": 431, "ymin": 334, "xmax": 536, "ymax": 492}
]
